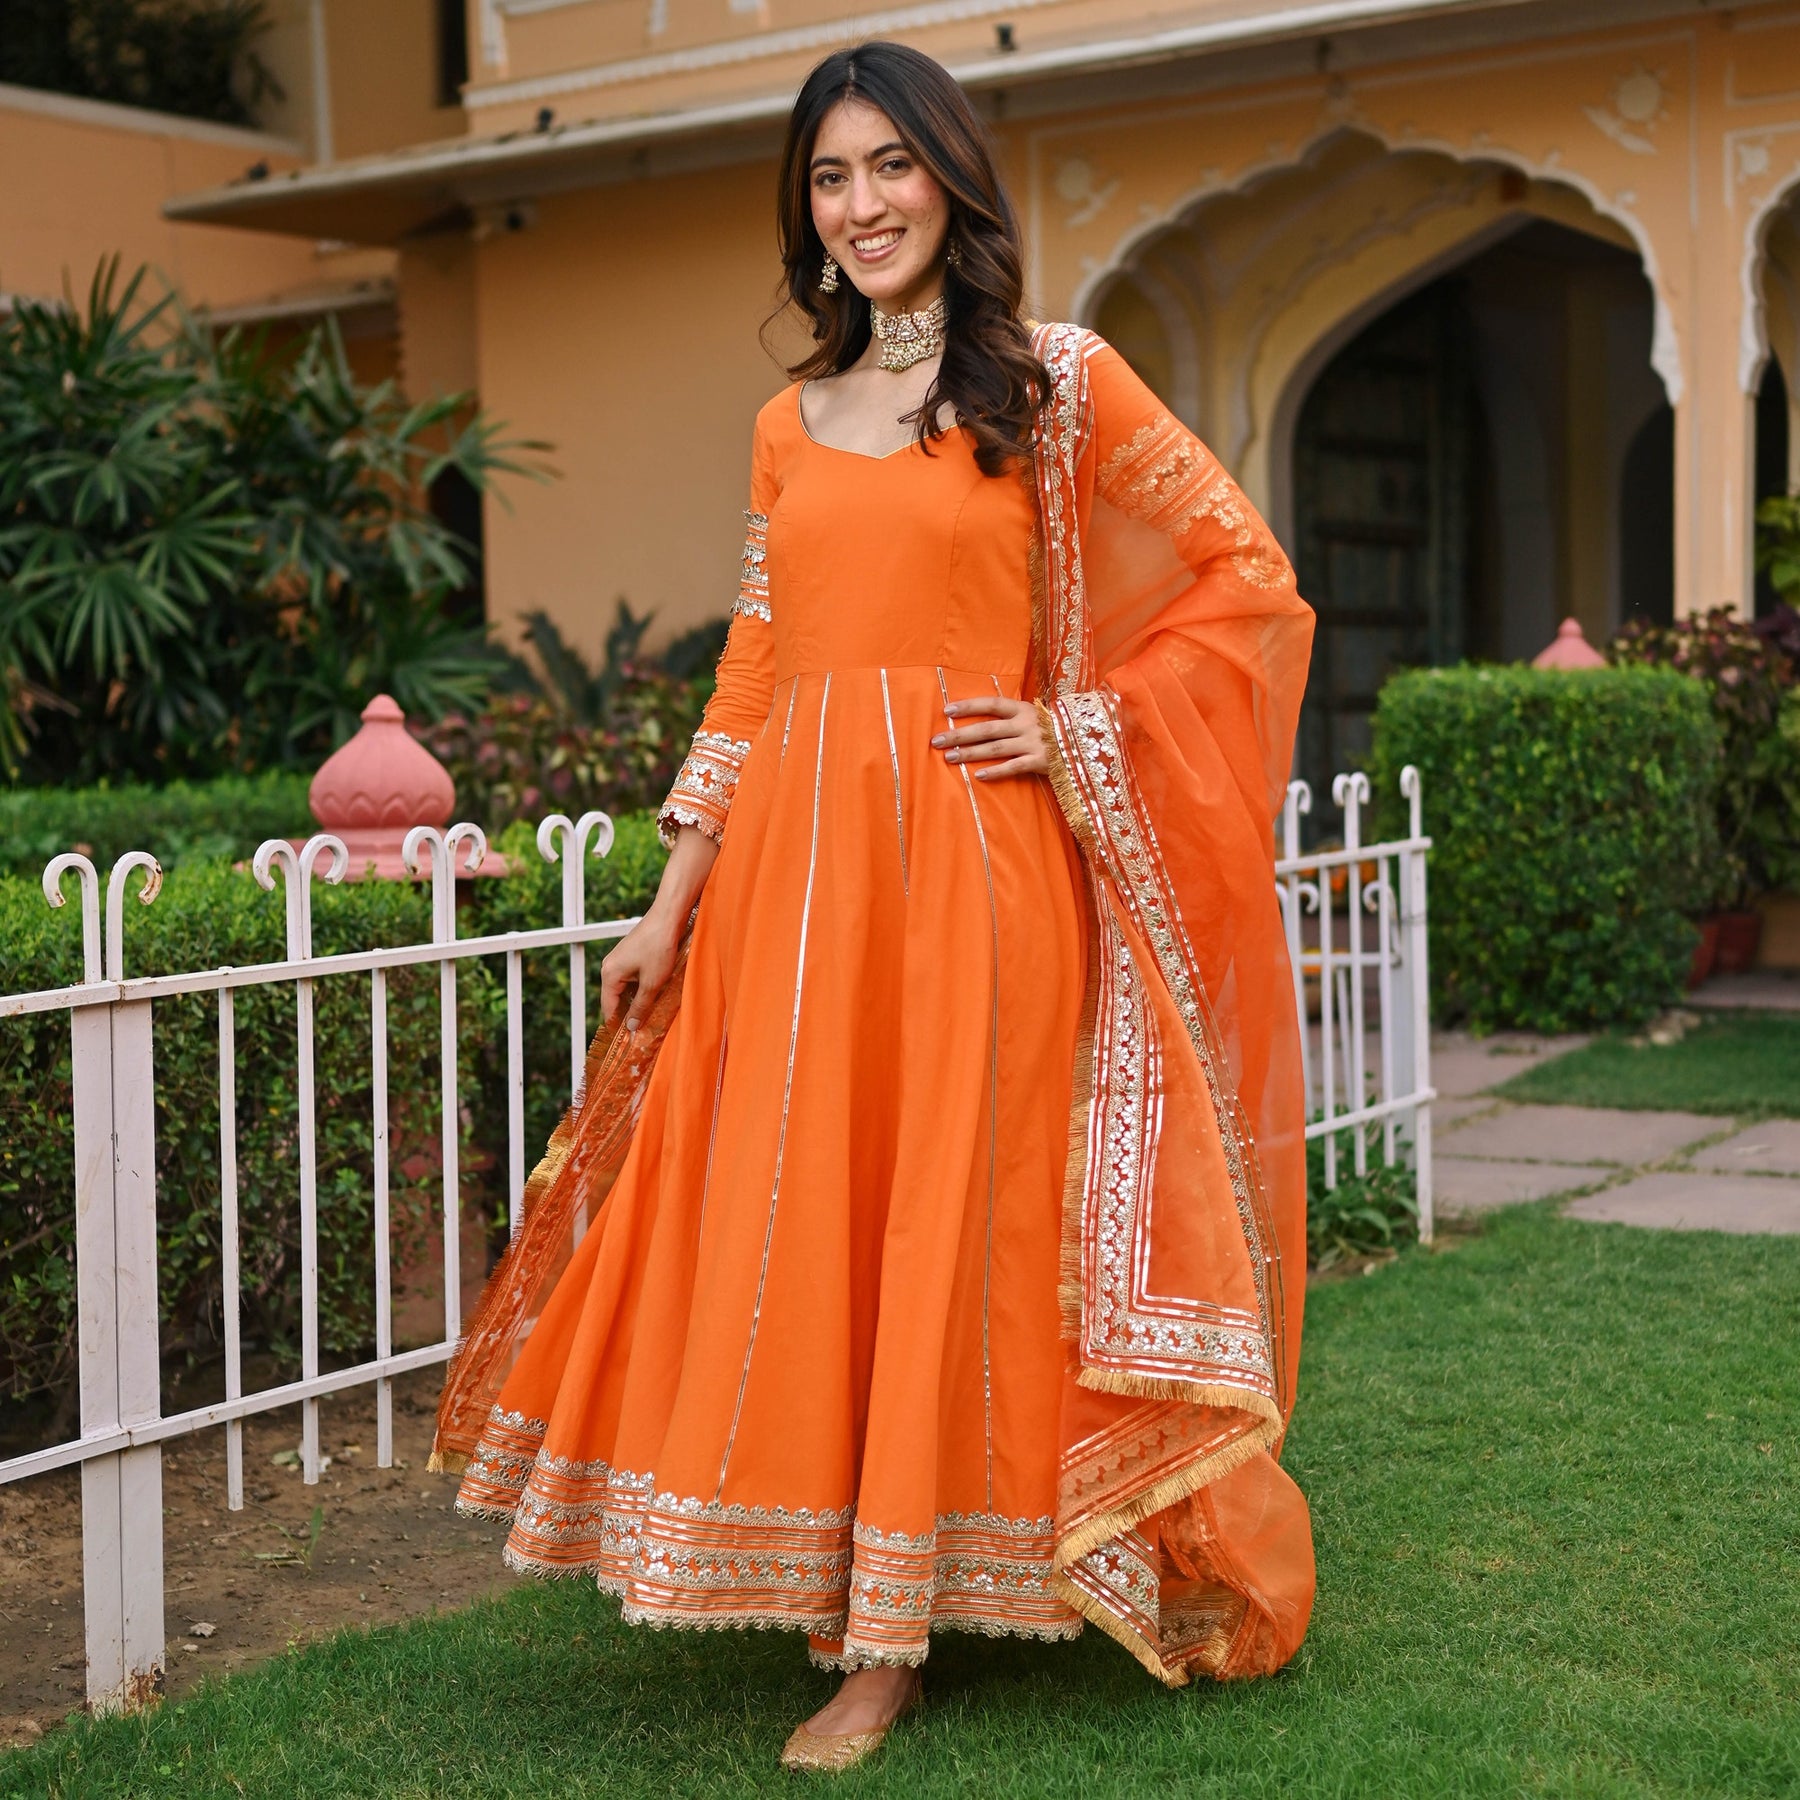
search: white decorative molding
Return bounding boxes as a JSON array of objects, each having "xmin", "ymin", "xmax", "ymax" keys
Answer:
[
  {"xmin": 459, "ymin": 0, "xmax": 1534, "ymax": 114},
  {"xmin": 1053, "ymin": 155, "xmax": 1120, "ymax": 230},
  {"xmin": 1734, "ymin": 127, "xmax": 1800, "ymax": 394},
  {"xmin": 463, "ymin": 0, "xmax": 1065, "ymax": 110},
  {"xmin": 0, "ymin": 78, "xmax": 298, "ymax": 154},
  {"xmin": 1059, "ymin": 115, "xmax": 1684, "ymax": 409},
  {"xmin": 1583, "ymin": 66, "xmax": 1667, "ymax": 156}
]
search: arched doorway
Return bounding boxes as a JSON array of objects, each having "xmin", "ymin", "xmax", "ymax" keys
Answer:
[
  {"xmin": 1083, "ymin": 139, "xmax": 1669, "ymax": 817},
  {"xmin": 1290, "ymin": 219, "xmax": 1666, "ymax": 797}
]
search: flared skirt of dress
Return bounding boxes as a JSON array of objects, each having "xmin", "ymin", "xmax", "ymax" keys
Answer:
[{"xmin": 455, "ymin": 664, "xmax": 1090, "ymax": 1668}]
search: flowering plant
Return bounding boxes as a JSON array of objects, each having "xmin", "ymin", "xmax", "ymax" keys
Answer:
[
  {"xmin": 417, "ymin": 604, "xmax": 721, "ymax": 832},
  {"xmin": 1610, "ymin": 606, "xmax": 1800, "ymax": 907}
]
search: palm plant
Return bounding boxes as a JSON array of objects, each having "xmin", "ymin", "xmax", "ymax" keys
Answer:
[{"xmin": 0, "ymin": 261, "xmax": 547, "ymax": 785}]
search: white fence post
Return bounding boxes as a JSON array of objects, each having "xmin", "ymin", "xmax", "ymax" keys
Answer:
[
  {"xmin": 51, "ymin": 852, "xmax": 168, "ymax": 1711},
  {"xmin": 1397, "ymin": 766, "xmax": 1434, "ymax": 1243},
  {"xmin": 536, "ymin": 812, "xmax": 614, "ymax": 1245}
]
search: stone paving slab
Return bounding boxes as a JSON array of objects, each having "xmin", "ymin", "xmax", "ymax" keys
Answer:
[
  {"xmin": 1439, "ymin": 1103, "xmax": 1721, "ymax": 1166},
  {"xmin": 1565, "ymin": 1172, "xmax": 1800, "ymax": 1235},
  {"xmin": 1687, "ymin": 971, "xmax": 1800, "ymax": 1012},
  {"xmin": 1694, "ymin": 1120, "xmax": 1800, "ymax": 1176},
  {"xmin": 1433, "ymin": 1097, "xmax": 1501, "ymax": 1129},
  {"xmin": 1431, "ymin": 1033, "xmax": 1589, "ymax": 1099},
  {"xmin": 1435, "ymin": 1156, "xmax": 1593, "ymax": 1213}
]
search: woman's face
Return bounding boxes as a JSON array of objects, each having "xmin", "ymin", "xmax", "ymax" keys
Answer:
[{"xmin": 808, "ymin": 98, "xmax": 950, "ymax": 314}]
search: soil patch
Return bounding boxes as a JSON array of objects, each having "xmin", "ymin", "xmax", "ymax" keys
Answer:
[{"xmin": 0, "ymin": 1368, "xmax": 516, "ymax": 1748}]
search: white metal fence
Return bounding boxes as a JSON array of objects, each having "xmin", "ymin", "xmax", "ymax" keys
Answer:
[
  {"xmin": 0, "ymin": 774, "xmax": 1429, "ymax": 1715},
  {"xmin": 1279, "ymin": 766, "xmax": 1436, "ymax": 1241},
  {"xmin": 1, "ymin": 814, "xmax": 631, "ymax": 1712}
]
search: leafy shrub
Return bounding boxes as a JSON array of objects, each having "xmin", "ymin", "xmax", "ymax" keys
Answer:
[
  {"xmin": 0, "ymin": 0, "xmax": 277, "ymax": 128},
  {"xmin": 0, "ymin": 263, "xmax": 543, "ymax": 786},
  {"xmin": 1306, "ymin": 1130, "xmax": 1419, "ymax": 1270},
  {"xmin": 420, "ymin": 605, "xmax": 716, "ymax": 833},
  {"xmin": 1757, "ymin": 496, "xmax": 1800, "ymax": 607},
  {"xmin": 1610, "ymin": 607, "xmax": 1800, "ymax": 905},
  {"xmin": 0, "ymin": 812, "xmax": 667, "ymax": 1424},
  {"xmin": 1368, "ymin": 665, "xmax": 1718, "ymax": 1033},
  {"xmin": 0, "ymin": 769, "xmax": 312, "ymax": 878}
]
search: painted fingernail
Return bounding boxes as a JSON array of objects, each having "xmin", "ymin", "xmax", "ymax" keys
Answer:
[{"xmin": 930, "ymin": 734, "xmax": 946, "ymax": 747}]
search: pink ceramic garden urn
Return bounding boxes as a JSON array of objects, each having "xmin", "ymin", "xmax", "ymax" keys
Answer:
[
  {"xmin": 1531, "ymin": 618, "xmax": 1607, "ymax": 669},
  {"xmin": 306, "ymin": 694, "xmax": 461, "ymax": 879}
]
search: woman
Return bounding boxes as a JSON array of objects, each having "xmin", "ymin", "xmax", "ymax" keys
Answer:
[{"xmin": 434, "ymin": 40, "xmax": 1316, "ymax": 1773}]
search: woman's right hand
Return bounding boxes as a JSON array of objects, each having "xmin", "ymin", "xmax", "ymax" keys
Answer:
[{"xmin": 600, "ymin": 908, "xmax": 684, "ymax": 1034}]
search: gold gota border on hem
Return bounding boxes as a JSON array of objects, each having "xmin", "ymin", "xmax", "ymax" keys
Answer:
[{"xmin": 1053, "ymin": 1414, "xmax": 1280, "ymax": 1572}]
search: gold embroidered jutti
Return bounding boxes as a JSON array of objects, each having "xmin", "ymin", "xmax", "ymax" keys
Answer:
[{"xmin": 434, "ymin": 326, "xmax": 1317, "ymax": 1684}]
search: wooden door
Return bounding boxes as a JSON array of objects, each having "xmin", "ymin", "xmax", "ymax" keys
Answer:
[{"xmin": 1292, "ymin": 280, "xmax": 1476, "ymax": 826}]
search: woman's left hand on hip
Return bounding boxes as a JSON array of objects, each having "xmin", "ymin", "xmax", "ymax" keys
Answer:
[{"xmin": 932, "ymin": 695, "xmax": 1049, "ymax": 780}]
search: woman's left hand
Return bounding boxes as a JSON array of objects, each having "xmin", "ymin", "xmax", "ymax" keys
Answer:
[{"xmin": 932, "ymin": 696, "xmax": 1050, "ymax": 780}]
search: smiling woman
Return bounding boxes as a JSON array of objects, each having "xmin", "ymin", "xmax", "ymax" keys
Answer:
[{"xmin": 432, "ymin": 39, "xmax": 1318, "ymax": 1777}]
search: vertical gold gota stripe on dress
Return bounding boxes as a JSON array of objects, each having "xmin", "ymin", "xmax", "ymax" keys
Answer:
[
  {"xmin": 780, "ymin": 677, "xmax": 800, "ymax": 762},
  {"xmin": 694, "ymin": 1032, "xmax": 728, "ymax": 1243},
  {"xmin": 714, "ymin": 673, "xmax": 831, "ymax": 1500},
  {"xmin": 938, "ymin": 666, "xmax": 1002, "ymax": 1507},
  {"xmin": 879, "ymin": 668, "xmax": 909, "ymax": 895}
]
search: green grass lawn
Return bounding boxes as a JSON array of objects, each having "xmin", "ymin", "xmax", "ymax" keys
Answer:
[
  {"xmin": 1494, "ymin": 1011, "xmax": 1800, "ymax": 1117},
  {"xmin": 9, "ymin": 1205, "xmax": 1797, "ymax": 1799}
]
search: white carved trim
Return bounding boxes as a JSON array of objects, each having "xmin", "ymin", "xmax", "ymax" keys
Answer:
[
  {"xmin": 1064, "ymin": 117, "xmax": 1684, "ymax": 407},
  {"xmin": 462, "ymin": 0, "xmax": 1062, "ymax": 111},
  {"xmin": 0, "ymin": 78, "xmax": 299, "ymax": 154},
  {"xmin": 459, "ymin": 0, "xmax": 1508, "ymax": 114},
  {"xmin": 1735, "ymin": 128, "xmax": 1800, "ymax": 395}
]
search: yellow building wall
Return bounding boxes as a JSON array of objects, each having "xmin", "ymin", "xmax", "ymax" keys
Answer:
[
  {"xmin": 453, "ymin": 6, "xmax": 1800, "ymax": 649},
  {"xmin": 472, "ymin": 161, "xmax": 799, "ymax": 659},
  {"xmin": 0, "ymin": 84, "xmax": 332, "ymax": 309}
]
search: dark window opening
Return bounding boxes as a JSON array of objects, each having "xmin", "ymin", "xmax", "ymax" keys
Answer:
[
  {"xmin": 1755, "ymin": 355, "xmax": 1791, "ymax": 618},
  {"xmin": 1619, "ymin": 403, "xmax": 1675, "ymax": 629},
  {"xmin": 429, "ymin": 466, "xmax": 485, "ymax": 627},
  {"xmin": 436, "ymin": 0, "xmax": 469, "ymax": 109}
]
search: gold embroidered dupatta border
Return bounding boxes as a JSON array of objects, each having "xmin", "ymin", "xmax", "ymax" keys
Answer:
[{"xmin": 1027, "ymin": 322, "xmax": 1309, "ymax": 1684}]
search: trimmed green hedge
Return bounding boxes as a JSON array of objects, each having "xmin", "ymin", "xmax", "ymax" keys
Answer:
[
  {"xmin": 1368, "ymin": 665, "xmax": 1718, "ymax": 1033},
  {"xmin": 0, "ymin": 771, "xmax": 315, "ymax": 878},
  {"xmin": 0, "ymin": 812, "xmax": 666, "ymax": 1419}
]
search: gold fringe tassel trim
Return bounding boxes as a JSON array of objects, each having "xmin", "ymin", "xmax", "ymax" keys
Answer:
[
  {"xmin": 1036, "ymin": 698, "xmax": 1097, "ymax": 857},
  {"xmin": 1073, "ymin": 1371, "xmax": 1283, "ymax": 1415},
  {"xmin": 1054, "ymin": 1412, "xmax": 1280, "ymax": 1571},
  {"xmin": 425, "ymin": 1450, "xmax": 466, "ymax": 1476},
  {"xmin": 1050, "ymin": 1567, "xmax": 1187, "ymax": 1688}
]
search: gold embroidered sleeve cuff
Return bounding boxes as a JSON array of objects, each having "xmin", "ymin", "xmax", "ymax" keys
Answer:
[
  {"xmin": 732, "ymin": 510, "xmax": 772, "ymax": 622},
  {"xmin": 658, "ymin": 729, "xmax": 754, "ymax": 850}
]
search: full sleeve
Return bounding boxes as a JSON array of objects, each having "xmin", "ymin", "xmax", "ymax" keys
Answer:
[{"xmin": 656, "ymin": 426, "xmax": 779, "ymax": 850}]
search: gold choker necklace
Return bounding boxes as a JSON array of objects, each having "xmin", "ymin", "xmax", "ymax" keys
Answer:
[{"xmin": 870, "ymin": 296, "xmax": 947, "ymax": 373}]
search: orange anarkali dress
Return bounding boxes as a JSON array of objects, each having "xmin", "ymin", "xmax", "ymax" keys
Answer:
[{"xmin": 436, "ymin": 326, "xmax": 1318, "ymax": 1685}]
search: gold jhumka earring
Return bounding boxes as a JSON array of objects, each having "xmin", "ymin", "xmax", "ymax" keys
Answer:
[{"xmin": 818, "ymin": 251, "xmax": 840, "ymax": 294}]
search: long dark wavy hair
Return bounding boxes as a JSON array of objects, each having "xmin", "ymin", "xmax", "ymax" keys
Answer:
[{"xmin": 774, "ymin": 42, "xmax": 1049, "ymax": 475}]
